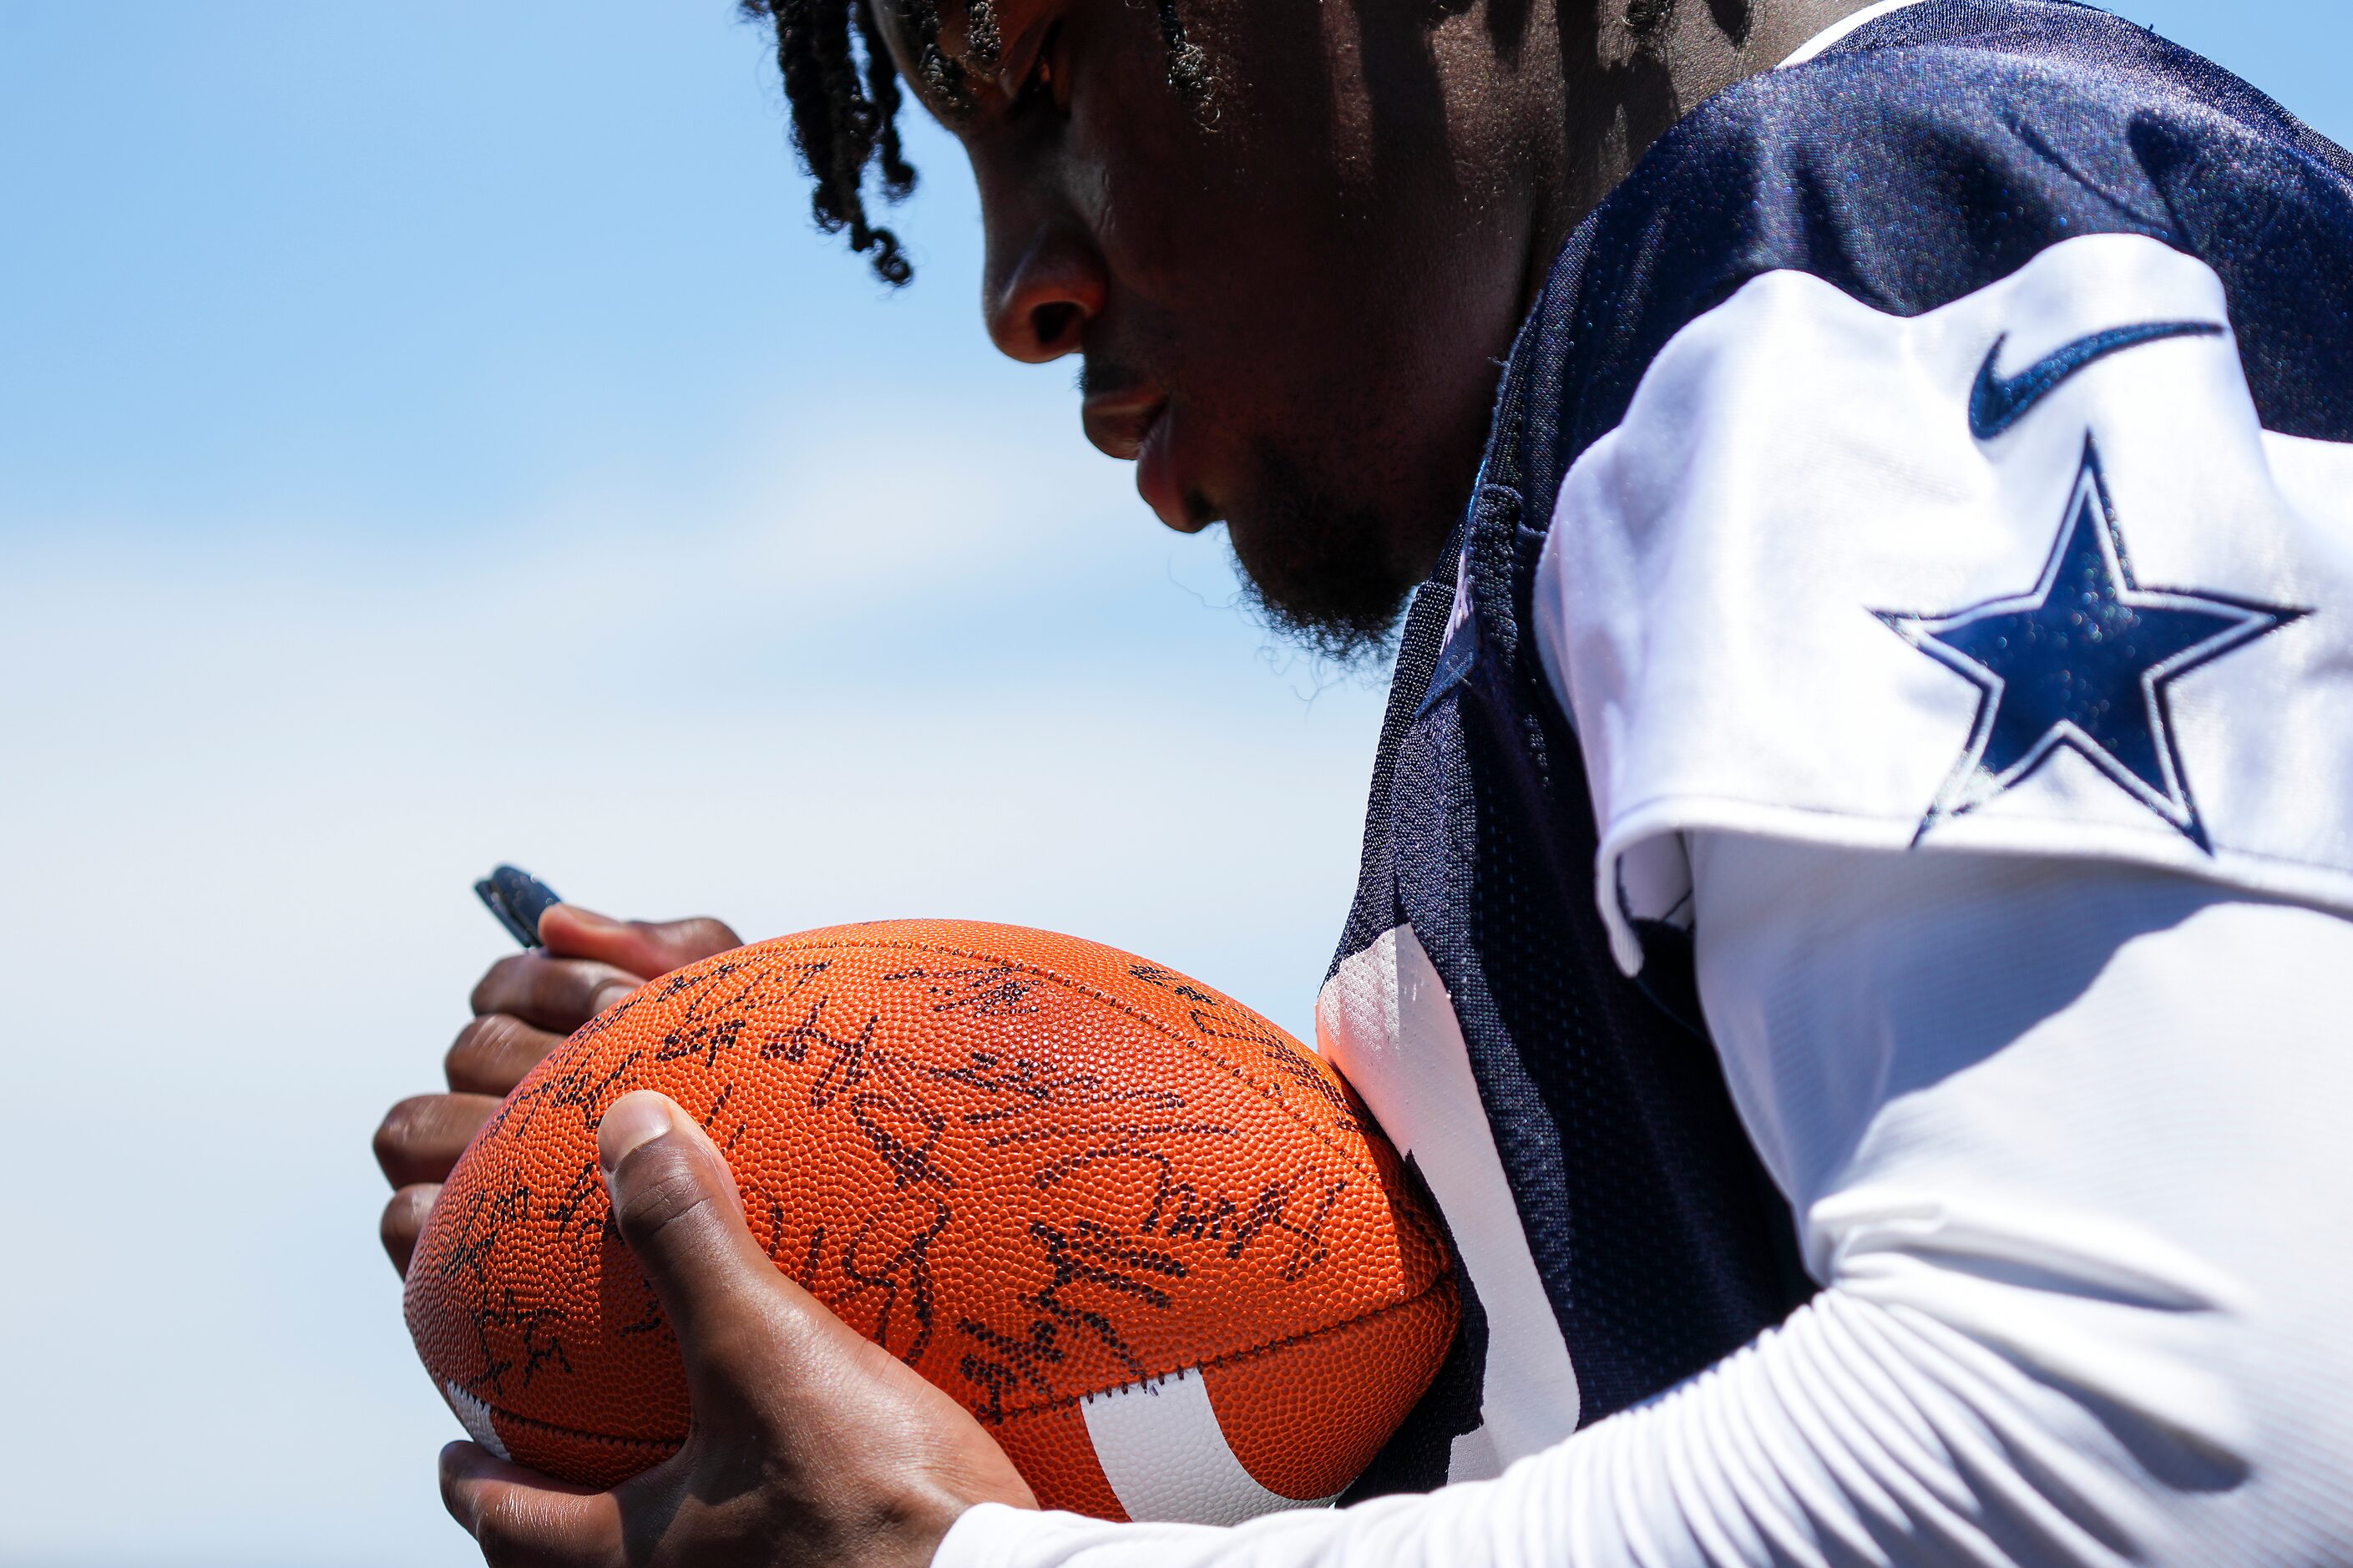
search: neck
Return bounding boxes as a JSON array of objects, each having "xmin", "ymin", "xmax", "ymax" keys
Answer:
[{"xmin": 1517, "ymin": 0, "xmax": 1874, "ymax": 304}]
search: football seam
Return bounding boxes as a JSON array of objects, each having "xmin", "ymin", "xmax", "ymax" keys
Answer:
[
  {"xmin": 760, "ymin": 932, "xmax": 1457, "ymax": 1266},
  {"xmin": 741, "ymin": 932, "xmax": 1378, "ymax": 1181}
]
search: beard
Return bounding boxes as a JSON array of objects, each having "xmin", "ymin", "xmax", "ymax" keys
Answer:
[{"xmin": 1219, "ymin": 440, "xmax": 1416, "ymax": 670}]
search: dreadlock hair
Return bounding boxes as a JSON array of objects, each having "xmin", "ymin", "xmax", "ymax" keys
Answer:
[
  {"xmin": 1624, "ymin": 0, "xmax": 1673, "ymax": 33},
  {"xmin": 738, "ymin": 0, "xmax": 1211, "ymax": 285},
  {"xmin": 1623, "ymin": 0, "xmax": 1751, "ymax": 44}
]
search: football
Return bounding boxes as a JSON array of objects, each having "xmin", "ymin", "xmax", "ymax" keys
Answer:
[{"xmin": 405, "ymin": 919, "xmax": 1458, "ymax": 1524}]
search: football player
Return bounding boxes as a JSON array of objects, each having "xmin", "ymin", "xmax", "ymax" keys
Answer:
[{"xmin": 373, "ymin": 0, "xmax": 2353, "ymax": 1562}]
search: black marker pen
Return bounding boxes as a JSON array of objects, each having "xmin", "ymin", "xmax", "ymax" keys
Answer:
[{"xmin": 474, "ymin": 865, "xmax": 564, "ymax": 948}]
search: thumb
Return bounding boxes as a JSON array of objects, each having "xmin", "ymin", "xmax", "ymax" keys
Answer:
[
  {"xmin": 543, "ymin": 905, "xmax": 741, "ymax": 976},
  {"xmin": 597, "ymin": 1091, "xmax": 797, "ymax": 1400}
]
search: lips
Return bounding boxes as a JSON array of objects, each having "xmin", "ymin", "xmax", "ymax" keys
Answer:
[
  {"xmin": 1081, "ymin": 389, "xmax": 1197, "ymax": 532},
  {"xmin": 1080, "ymin": 389, "xmax": 1163, "ymax": 461}
]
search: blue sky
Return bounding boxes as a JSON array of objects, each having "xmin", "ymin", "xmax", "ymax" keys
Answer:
[{"xmin": 1, "ymin": 4, "xmax": 2344, "ymax": 1564}]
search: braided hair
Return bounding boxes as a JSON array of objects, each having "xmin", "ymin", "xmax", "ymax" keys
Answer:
[{"xmin": 738, "ymin": 0, "xmax": 1209, "ymax": 285}]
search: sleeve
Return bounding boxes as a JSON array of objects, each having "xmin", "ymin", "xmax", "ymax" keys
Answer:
[
  {"xmin": 934, "ymin": 852, "xmax": 2353, "ymax": 1568},
  {"xmin": 1533, "ymin": 230, "xmax": 2353, "ymax": 976}
]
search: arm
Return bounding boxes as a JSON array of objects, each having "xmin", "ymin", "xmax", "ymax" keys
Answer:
[{"xmin": 937, "ymin": 846, "xmax": 2353, "ymax": 1567}]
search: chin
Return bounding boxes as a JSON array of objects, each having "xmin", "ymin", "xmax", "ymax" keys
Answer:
[{"xmin": 1219, "ymin": 465, "xmax": 1414, "ymax": 666}]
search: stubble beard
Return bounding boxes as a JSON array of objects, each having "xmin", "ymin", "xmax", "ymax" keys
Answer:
[{"xmin": 1221, "ymin": 439, "xmax": 1414, "ymax": 670}]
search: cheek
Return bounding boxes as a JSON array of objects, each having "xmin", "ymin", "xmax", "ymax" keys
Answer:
[
  {"xmin": 1065, "ymin": 8, "xmax": 1361, "ymax": 308},
  {"xmin": 1070, "ymin": 116, "xmax": 1378, "ymax": 428},
  {"xmin": 1058, "ymin": 8, "xmax": 1525, "ymax": 498},
  {"xmin": 1069, "ymin": 99, "xmax": 1257, "ymax": 301}
]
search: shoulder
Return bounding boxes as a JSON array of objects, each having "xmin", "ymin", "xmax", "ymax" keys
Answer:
[
  {"xmin": 1509, "ymin": 0, "xmax": 2353, "ymax": 473},
  {"xmin": 1505, "ymin": 20, "xmax": 2353, "ymax": 975},
  {"xmin": 1490, "ymin": 6, "xmax": 2353, "ymax": 990},
  {"xmin": 1607, "ymin": 0, "xmax": 2347, "ymax": 300}
]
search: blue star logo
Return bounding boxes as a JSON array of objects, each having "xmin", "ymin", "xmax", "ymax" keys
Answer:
[{"xmin": 1877, "ymin": 438, "xmax": 2304, "ymax": 851}]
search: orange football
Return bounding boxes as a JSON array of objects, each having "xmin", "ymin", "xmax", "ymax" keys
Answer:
[{"xmin": 405, "ymin": 920, "xmax": 1457, "ymax": 1523}]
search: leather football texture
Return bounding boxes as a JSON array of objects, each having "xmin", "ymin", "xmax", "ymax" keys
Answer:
[{"xmin": 405, "ymin": 920, "xmax": 1458, "ymax": 1523}]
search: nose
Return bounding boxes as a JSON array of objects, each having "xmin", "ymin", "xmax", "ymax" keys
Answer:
[{"xmin": 985, "ymin": 224, "xmax": 1108, "ymax": 364}]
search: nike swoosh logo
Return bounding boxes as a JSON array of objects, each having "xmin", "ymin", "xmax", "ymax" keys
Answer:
[{"xmin": 1969, "ymin": 320, "xmax": 2227, "ymax": 440}]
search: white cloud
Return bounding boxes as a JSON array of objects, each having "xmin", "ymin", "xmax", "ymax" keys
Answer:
[{"xmin": 0, "ymin": 409, "xmax": 1385, "ymax": 1567}]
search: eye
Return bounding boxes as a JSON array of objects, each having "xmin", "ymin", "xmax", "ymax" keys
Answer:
[{"xmin": 1006, "ymin": 20, "xmax": 1067, "ymax": 119}]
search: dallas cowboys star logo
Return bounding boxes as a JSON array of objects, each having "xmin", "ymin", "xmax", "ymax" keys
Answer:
[{"xmin": 1876, "ymin": 437, "xmax": 2304, "ymax": 851}]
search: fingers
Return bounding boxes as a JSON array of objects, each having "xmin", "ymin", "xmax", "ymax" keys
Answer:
[
  {"xmin": 463, "ymin": 911, "xmax": 741, "ymax": 1061},
  {"xmin": 382, "ymin": 1182, "xmax": 439, "ymax": 1276},
  {"xmin": 446, "ymin": 1013, "xmax": 564, "ymax": 1095},
  {"xmin": 469, "ymin": 952, "xmax": 645, "ymax": 1034},
  {"xmin": 440, "ymin": 1441, "xmax": 623, "ymax": 1568},
  {"xmin": 540, "ymin": 906, "xmax": 742, "ymax": 978},
  {"xmin": 598, "ymin": 1092, "xmax": 813, "ymax": 1404},
  {"xmin": 374, "ymin": 1092, "xmax": 502, "ymax": 1187}
]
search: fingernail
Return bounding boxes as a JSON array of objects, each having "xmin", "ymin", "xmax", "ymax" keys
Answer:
[
  {"xmin": 563, "ymin": 905, "xmax": 620, "ymax": 930},
  {"xmin": 598, "ymin": 1091, "xmax": 675, "ymax": 1175}
]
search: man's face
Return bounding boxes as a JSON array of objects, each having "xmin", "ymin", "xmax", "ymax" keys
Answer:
[{"xmin": 881, "ymin": 0, "xmax": 1560, "ymax": 655}]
